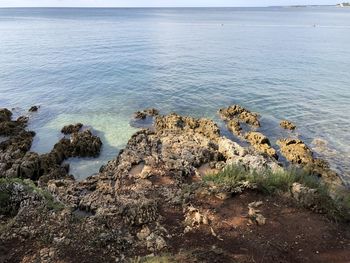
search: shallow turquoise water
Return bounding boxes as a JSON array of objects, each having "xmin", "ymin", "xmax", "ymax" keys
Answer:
[{"xmin": 0, "ymin": 7, "xmax": 349, "ymax": 182}]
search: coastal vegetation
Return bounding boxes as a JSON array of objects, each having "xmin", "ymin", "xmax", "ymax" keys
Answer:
[
  {"xmin": 204, "ymin": 165, "xmax": 350, "ymax": 222},
  {"xmin": 0, "ymin": 177, "xmax": 64, "ymax": 216}
]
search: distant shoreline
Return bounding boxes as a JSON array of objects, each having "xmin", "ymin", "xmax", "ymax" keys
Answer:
[{"xmin": 0, "ymin": 5, "xmax": 341, "ymax": 9}]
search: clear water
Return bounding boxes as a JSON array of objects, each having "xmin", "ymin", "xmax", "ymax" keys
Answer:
[{"xmin": 0, "ymin": 7, "xmax": 349, "ymax": 182}]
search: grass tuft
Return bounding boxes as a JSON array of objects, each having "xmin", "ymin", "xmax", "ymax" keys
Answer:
[
  {"xmin": 130, "ymin": 255, "xmax": 176, "ymax": 263},
  {"xmin": 0, "ymin": 177, "xmax": 64, "ymax": 215},
  {"xmin": 204, "ymin": 165, "xmax": 350, "ymax": 222}
]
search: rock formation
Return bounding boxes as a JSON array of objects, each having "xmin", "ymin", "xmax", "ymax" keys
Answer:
[
  {"xmin": 134, "ymin": 108, "xmax": 160, "ymax": 120},
  {"xmin": 1, "ymin": 106, "xmax": 348, "ymax": 262},
  {"xmin": 280, "ymin": 120, "xmax": 296, "ymax": 130},
  {"xmin": 61, "ymin": 123, "xmax": 83, "ymax": 134},
  {"xmin": 245, "ymin": 131, "xmax": 278, "ymax": 159},
  {"xmin": 0, "ymin": 109, "xmax": 102, "ymax": 182},
  {"xmin": 277, "ymin": 138, "xmax": 342, "ymax": 186},
  {"xmin": 219, "ymin": 104, "xmax": 260, "ymax": 127}
]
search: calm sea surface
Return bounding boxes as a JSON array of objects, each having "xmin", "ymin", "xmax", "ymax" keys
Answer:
[{"xmin": 0, "ymin": 7, "xmax": 349, "ymax": 182}]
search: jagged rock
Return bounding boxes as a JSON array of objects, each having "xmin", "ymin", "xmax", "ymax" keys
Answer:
[
  {"xmin": 245, "ymin": 132, "xmax": 278, "ymax": 159},
  {"xmin": 184, "ymin": 205, "xmax": 209, "ymax": 228},
  {"xmin": 248, "ymin": 201, "xmax": 266, "ymax": 226},
  {"xmin": 1, "ymin": 108, "xmax": 348, "ymax": 262},
  {"xmin": 0, "ymin": 179, "xmax": 44, "ymax": 217},
  {"xmin": 219, "ymin": 105, "xmax": 260, "ymax": 127},
  {"xmin": 144, "ymin": 108, "xmax": 159, "ymax": 116},
  {"xmin": 62, "ymin": 130, "xmax": 102, "ymax": 158},
  {"xmin": 134, "ymin": 111, "xmax": 147, "ymax": 120},
  {"xmin": 28, "ymin": 106, "xmax": 40, "ymax": 112},
  {"xmin": 137, "ymin": 225, "xmax": 151, "ymax": 240},
  {"xmin": 218, "ymin": 137, "xmax": 280, "ymax": 172},
  {"xmin": 0, "ymin": 113, "xmax": 29, "ymax": 137},
  {"xmin": 280, "ymin": 120, "xmax": 296, "ymax": 130},
  {"xmin": 0, "ymin": 121, "xmax": 18, "ymax": 136},
  {"xmin": 146, "ymin": 233, "xmax": 167, "ymax": 252},
  {"xmin": 277, "ymin": 139, "xmax": 342, "ymax": 187},
  {"xmin": 277, "ymin": 138, "xmax": 313, "ymax": 165},
  {"xmin": 61, "ymin": 123, "xmax": 83, "ymax": 134},
  {"xmin": 121, "ymin": 200, "xmax": 159, "ymax": 226},
  {"xmin": 291, "ymin": 183, "xmax": 317, "ymax": 208},
  {"xmin": 0, "ymin": 113, "xmax": 101, "ymax": 182},
  {"xmin": 0, "ymin": 108, "xmax": 12, "ymax": 122},
  {"xmin": 227, "ymin": 119, "xmax": 243, "ymax": 137},
  {"xmin": 155, "ymin": 113, "xmax": 220, "ymax": 140}
]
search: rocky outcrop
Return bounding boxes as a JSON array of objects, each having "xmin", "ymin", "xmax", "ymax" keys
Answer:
[
  {"xmin": 48, "ymin": 113, "xmax": 280, "ymax": 217},
  {"xmin": 61, "ymin": 123, "xmax": 83, "ymax": 134},
  {"xmin": 277, "ymin": 138, "xmax": 342, "ymax": 186},
  {"xmin": 0, "ymin": 179, "xmax": 45, "ymax": 217},
  {"xmin": 280, "ymin": 120, "xmax": 296, "ymax": 130},
  {"xmin": 1, "ymin": 107, "xmax": 349, "ymax": 262},
  {"xmin": 134, "ymin": 108, "xmax": 160, "ymax": 120},
  {"xmin": 0, "ymin": 109, "xmax": 102, "ymax": 182},
  {"xmin": 0, "ymin": 109, "xmax": 37, "ymax": 179},
  {"xmin": 0, "ymin": 108, "xmax": 12, "ymax": 122},
  {"xmin": 277, "ymin": 138, "xmax": 313, "ymax": 165},
  {"xmin": 245, "ymin": 132, "xmax": 278, "ymax": 159},
  {"xmin": 219, "ymin": 104, "xmax": 260, "ymax": 127},
  {"xmin": 218, "ymin": 137, "xmax": 280, "ymax": 172},
  {"xmin": 154, "ymin": 113, "xmax": 220, "ymax": 140},
  {"xmin": 2, "ymin": 129, "xmax": 102, "ymax": 181},
  {"xmin": 0, "ymin": 108, "xmax": 29, "ymax": 136},
  {"xmin": 227, "ymin": 119, "xmax": 243, "ymax": 137}
]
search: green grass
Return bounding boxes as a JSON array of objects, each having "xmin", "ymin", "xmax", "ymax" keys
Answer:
[
  {"xmin": 204, "ymin": 165, "xmax": 350, "ymax": 222},
  {"xmin": 0, "ymin": 177, "xmax": 64, "ymax": 215},
  {"xmin": 130, "ymin": 255, "xmax": 176, "ymax": 263}
]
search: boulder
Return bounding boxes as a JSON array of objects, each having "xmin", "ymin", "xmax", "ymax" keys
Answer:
[
  {"xmin": 69, "ymin": 130, "xmax": 102, "ymax": 158},
  {"xmin": 227, "ymin": 119, "xmax": 243, "ymax": 137},
  {"xmin": 280, "ymin": 120, "xmax": 296, "ymax": 130},
  {"xmin": 0, "ymin": 108, "xmax": 12, "ymax": 122},
  {"xmin": 291, "ymin": 183, "xmax": 317, "ymax": 208},
  {"xmin": 277, "ymin": 138, "xmax": 313, "ymax": 165},
  {"xmin": 245, "ymin": 132, "xmax": 278, "ymax": 159},
  {"xmin": 28, "ymin": 106, "xmax": 40, "ymax": 112}
]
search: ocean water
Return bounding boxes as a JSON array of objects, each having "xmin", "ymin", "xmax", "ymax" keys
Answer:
[{"xmin": 0, "ymin": 7, "xmax": 349, "ymax": 182}]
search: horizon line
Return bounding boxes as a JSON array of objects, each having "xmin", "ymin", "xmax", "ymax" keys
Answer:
[{"xmin": 0, "ymin": 4, "xmax": 338, "ymax": 8}]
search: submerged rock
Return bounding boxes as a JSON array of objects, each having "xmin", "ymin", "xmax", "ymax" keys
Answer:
[
  {"xmin": 280, "ymin": 120, "xmax": 296, "ymax": 130},
  {"xmin": 28, "ymin": 105, "xmax": 40, "ymax": 112}
]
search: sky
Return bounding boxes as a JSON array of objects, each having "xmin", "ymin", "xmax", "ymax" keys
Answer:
[{"xmin": 0, "ymin": 0, "xmax": 342, "ymax": 7}]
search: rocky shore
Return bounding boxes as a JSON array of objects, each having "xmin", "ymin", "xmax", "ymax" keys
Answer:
[{"xmin": 0, "ymin": 105, "xmax": 349, "ymax": 263}]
